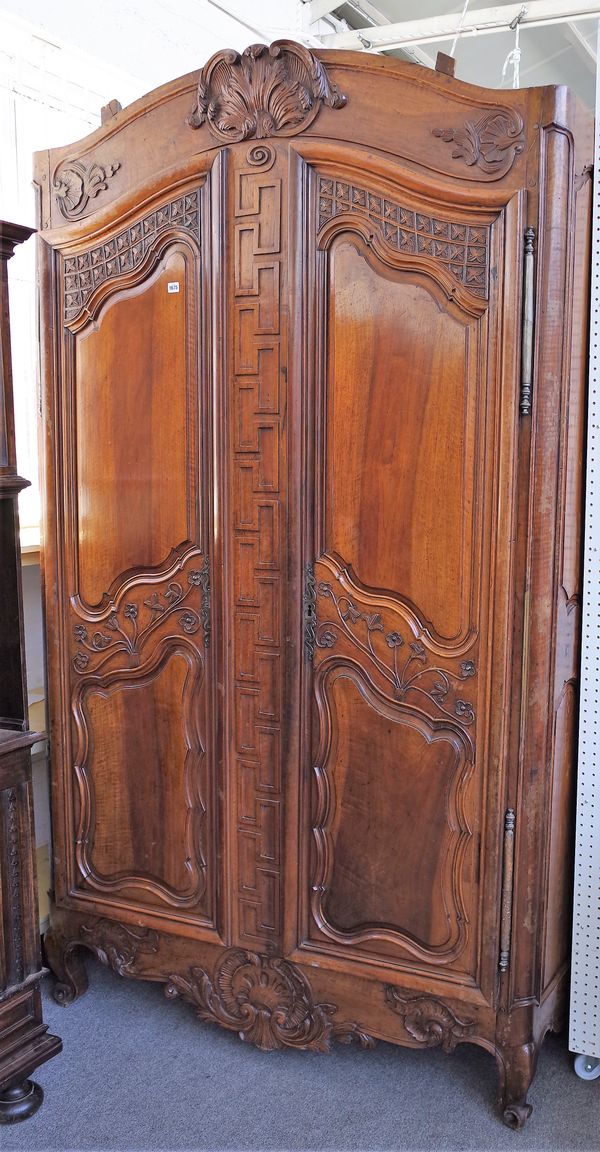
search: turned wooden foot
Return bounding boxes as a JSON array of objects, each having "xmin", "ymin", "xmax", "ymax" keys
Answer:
[
  {"xmin": 43, "ymin": 924, "xmax": 89, "ymax": 1006},
  {"xmin": 497, "ymin": 1041, "xmax": 538, "ymax": 1129},
  {"xmin": 0, "ymin": 1079, "xmax": 44, "ymax": 1124}
]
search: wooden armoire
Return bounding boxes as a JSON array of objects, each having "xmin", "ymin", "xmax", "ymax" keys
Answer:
[{"xmin": 35, "ymin": 44, "xmax": 592, "ymax": 1127}]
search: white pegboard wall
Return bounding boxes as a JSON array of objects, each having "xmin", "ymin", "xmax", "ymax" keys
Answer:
[{"xmin": 569, "ymin": 19, "xmax": 600, "ymax": 1063}]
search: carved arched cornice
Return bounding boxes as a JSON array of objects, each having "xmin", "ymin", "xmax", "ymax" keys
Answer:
[{"xmin": 188, "ymin": 40, "xmax": 347, "ymax": 142}]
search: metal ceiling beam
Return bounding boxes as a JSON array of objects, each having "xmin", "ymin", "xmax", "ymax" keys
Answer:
[
  {"xmin": 335, "ymin": 0, "xmax": 437, "ymax": 68},
  {"xmin": 320, "ymin": 2, "xmax": 600, "ymax": 51},
  {"xmin": 565, "ymin": 19, "xmax": 598, "ymax": 64},
  {"xmin": 301, "ymin": 0, "xmax": 344, "ymax": 21},
  {"xmin": 348, "ymin": 1, "xmax": 436, "ymax": 67}
]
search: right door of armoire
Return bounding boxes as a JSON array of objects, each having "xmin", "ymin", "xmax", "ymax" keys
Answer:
[{"xmin": 290, "ymin": 139, "xmax": 525, "ymax": 1013}]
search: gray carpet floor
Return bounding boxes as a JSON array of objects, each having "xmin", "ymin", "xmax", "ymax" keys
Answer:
[{"xmin": 2, "ymin": 960, "xmax": 599, "ymax": 1152}]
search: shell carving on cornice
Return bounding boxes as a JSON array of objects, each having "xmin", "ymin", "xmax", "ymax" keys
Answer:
[{"xmin": 188, "ymin": 40, "xmax": 347, "ymax": 142}]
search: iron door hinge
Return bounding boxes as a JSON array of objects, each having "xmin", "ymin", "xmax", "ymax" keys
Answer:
[
  {"xmin": 520, "ymin": 227, "xmax": 536, "ymax": 417},
  {"xmin": 499, "ymin": 808, "xmax": 516, "ymax": 972}
]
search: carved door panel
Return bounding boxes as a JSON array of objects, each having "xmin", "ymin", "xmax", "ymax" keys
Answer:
[
  {"xmin": 51, "ymin": 174, "xmax": 218, "ymax": 932},
  {"xmin": 295, "ymin": 151, "xmax": 524, "ymax": 1003}
]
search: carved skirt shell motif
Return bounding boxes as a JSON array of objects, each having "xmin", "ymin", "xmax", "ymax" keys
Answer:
[
  {"xmin": 385, "ymin": 985, "xmax": 475, "ymax": 1053},
  {"xmin": 166, "ymin": 948, "xmax": 375, "ymax": 1052}
]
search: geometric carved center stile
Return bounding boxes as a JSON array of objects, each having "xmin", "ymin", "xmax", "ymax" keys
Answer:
[{"xmin": 229, "ymin": 143, "xmax": 286, "ymax": 948}]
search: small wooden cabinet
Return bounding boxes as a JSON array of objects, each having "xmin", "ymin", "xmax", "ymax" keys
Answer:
[
  {"xmin": 0, "ymin": 221, "xmax": 61, "ymax": 1124},
  {"xmin": 35, "ymin": 46, "xmax": 592, "ymax": 1126}
]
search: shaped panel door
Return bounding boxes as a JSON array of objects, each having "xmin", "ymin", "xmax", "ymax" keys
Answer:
[
  {"xmin": 49, "ymin": 180, "xmax": 217, "ymax": 931},
  {"xmin": 297, "ymin": 158, "xmax": 523, "ymax": 1001}
]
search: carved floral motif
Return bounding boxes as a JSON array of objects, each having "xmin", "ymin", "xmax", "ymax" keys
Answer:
[
  {"xmin": 79, "ymin": 918, "xmax": 159, "ymax": 975},
  {"xmin": 72, "ymin": 564, "xmax": 207, "ymax": 674},
  {"xmin": 312, "ymin": 574, "xmax": 476, "ymax": 727},
  {"xmin": 385, "ymin": 986, "xmax": 475, "ymax": 1052},
  {"xmin": 188, "ymin": 41, "xmax": 346, "ymax": 142},
  {"xmin": 54, "ymin": 159, "xmax": 120, "ymax": 220},
  {"xmin": 432, "ymin": 108, "xmax": 525, "ymax": 178},
  {"xmin": 166, "ymin": 948, "xmax": 375, "ymax": 1052},
  {"xmin": 63, "ymin": 190, "xmax": 201, "ymax": 323},
  {"xmin": 318, "ymin": 177, "xmax": 489, "ymax": 298}
]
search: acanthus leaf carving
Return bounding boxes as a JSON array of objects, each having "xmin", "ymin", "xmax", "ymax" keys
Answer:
[
  {"xmin": 432, "ymin": 108, "xmax": 525, "ymax": 178},
  {"xmin": 54, "ymin": 159, "xmax": 120, "ymax": 220},
  {"xmin": 165, "ymin": 948, "xmax": 376, "ymax": 1053},
  {"xmin": 72, "ymin": 563, "xmax": 206, "ymax": 674},
  {"xmin": 79, "ymin": 918, "xmax": 159, "ymax": 975},
  {"xmin": 188, "ymin": 41, "xmax": 346, "ymax": 142},
  {"xmin": 385, "ymin": 986, "xmax": 475, "ymax": 1052},
  {"xmin": 314, "ymin": 575, "xmax": 477, "ymax": 728}
]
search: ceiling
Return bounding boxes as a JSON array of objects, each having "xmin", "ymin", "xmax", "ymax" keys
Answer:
[
  {"xmin": 0, "ymin": 1, "xmax": 597, "ymax": 109},
  {"xmin": 326, "ymin": 2, "xmax": 598, "ymax": 107}
]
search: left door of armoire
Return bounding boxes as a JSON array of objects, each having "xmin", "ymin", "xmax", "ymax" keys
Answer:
[{"xmin": 41, "ymin": 163, "xmax": 220, "ymax": 940}]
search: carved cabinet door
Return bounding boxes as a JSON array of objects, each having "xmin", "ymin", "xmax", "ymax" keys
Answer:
[
  {"xmin": 43, "ymin": 163, "xmax": 219, "ymax": 938},
  {"xmin": 292, "ymin": 140, "xmax": 525, "ymax": 1007}
]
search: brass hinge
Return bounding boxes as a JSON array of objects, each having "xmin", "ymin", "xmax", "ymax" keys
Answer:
[
  {"xmin": 499, "ymin": 808, "xmax": 516, "ymax": 972},
  {"xmin": 304, "ymin": 562, "xmax": 317, "ymax": 661},
  {"xmin": 520, "ymin": 227, "xmax": 536, "ymax": 417}
]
